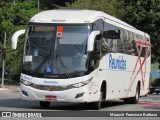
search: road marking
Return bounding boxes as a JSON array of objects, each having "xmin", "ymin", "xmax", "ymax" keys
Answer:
[
  {"xmin": 138, "ymin": 101, "xmax": 160, "ymax": 106},
  {"xmin": 139, "ymin": 98, "xmax": 160, "ymax": 103}
]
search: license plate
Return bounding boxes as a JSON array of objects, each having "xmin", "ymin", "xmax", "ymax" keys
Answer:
[{"xmin": 45, "ymin": 96, "xmax": 57, "ymax": 101}]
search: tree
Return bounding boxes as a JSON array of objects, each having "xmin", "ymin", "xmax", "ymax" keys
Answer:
[
  {"xmin": 0, "ymin": 0, "xmax": 76, "ymax": 82},
  {"xmin": 124, "ymin": 0, "xmax": 160, "ymax": 63},
  {"xmin": 40, "ymin": 0, "xmax": 76, "ymax": 10},
  {"xmin": 0, "ymin": 0, "xmax": 37, "ymax": 81},
  {"xmin": 66, "ymin": 0, "xmax": 125, "ymax": 19}
]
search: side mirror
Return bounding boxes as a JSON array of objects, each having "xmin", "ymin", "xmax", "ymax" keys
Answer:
[
  {"xmin": 103, "ymin": 29, "xmax": 120, "ymax": 39},
  {"xmin": 11, "ymin": 30, "xmax": 25, "ymax": 49},
  {"xmin": 87, "ymin": 31, "xmax": 100, "ymax": 52}
]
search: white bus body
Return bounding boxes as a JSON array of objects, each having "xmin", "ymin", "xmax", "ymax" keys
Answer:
[{"xmin": 12, "ymin": 10, "xmax": 151, "ymax": 110}]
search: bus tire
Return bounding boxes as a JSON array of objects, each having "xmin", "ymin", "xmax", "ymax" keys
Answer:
[
  {"xmin": 92, "ymin": 91, "xmax": 103, "ymax": 110},
  {"xmin": 40, "ymin": 101, "xmax": 50, "ymax": 108},
  {"xmin": 132, "ymin": 84, "xmax": 140, "ymax": 104},
  {"xmin": 124, "ymin": 84, "xmax": 140, "ymax": 104}
]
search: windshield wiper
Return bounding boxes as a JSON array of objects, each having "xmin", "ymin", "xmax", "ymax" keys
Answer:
[
  {"xmin": 34, "ymin": 46, "xmax": 70, "ymax": 77},
  {"xmin": 35, "ymin": 47, "xmax": 53, "ymax": 73},
  {"xmin": 56, "ymin": 52, "xmax": 70, "ymax": 77},
  {"xmin": 35, "ymin": 51, "xmax": 61, "ymax": 74},
  {"xmin": 73, "ymin": 44, "xmax": 81, "ymax": 53},
  {"xmin": 35, "ymin": 53, "xmax": 50, "ymax": 72}
]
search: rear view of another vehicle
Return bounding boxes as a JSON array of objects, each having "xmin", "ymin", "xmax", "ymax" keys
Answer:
[{"xmin": 150, "ymin": 78, "xmax": 160, "ymax": 94}]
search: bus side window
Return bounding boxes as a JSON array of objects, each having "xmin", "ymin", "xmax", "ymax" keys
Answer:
[
  {"xmin": 103, "ymin": 22, "xmax": 122, "ymax": 53},
  {"xmin": 117, "ymin": 38, "xmax": 123, "ymax": 53},
  {"xmin": 93, "ymin": 19, "xmax": 104, "ymax": 31},
  {"xmin": 111, "ymin": 39, "xmax": 117, "ymax": 52},
  {"xmin": 104, "ymin": 39, "xmax": 114, "ymax": 53},
  {"xmin": 129, "ymin": 40, "xmax": 138, "ymax": 56},
  {"xmin": 95, "ymin": 39, "xmax": 101, "ymax": 59},
  {"xmin": 101, "ymin": 38, "xmax": 109, "ymax": 55},
  {"xmin": 121, "ymin": 30, "xmax": 129, "ymax": 54},
  {"xmin": 89, "ymin": 36, "xmax": 101, "ymax": 70},
  {"xmin": 141, "ymin": 47, "xmax": 146, "ymax": 57},
  {"xmin": 128, "ymin": 42, "xmax": 134, "ymax": 55}
]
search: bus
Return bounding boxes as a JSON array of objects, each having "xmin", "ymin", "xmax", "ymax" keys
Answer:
[{"xmin": 11, "ymin": 9, "xmax": 151, "ymax": 110}]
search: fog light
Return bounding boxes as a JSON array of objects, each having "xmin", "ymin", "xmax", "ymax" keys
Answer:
[
  {"xmin": 75, "ymin": 92, "xmax": 84, "ymax": 99},
  {"xmin": 22, "ymin": 90, "xmax": 28, "ymax": 96}
]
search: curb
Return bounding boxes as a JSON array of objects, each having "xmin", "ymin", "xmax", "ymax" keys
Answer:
[
  {"xmin": 0, "ymin": 85, "xmax": 20, "ymax": 92},
  {"xmin": 0, "ymin": 88, "xmax": 9, "ymax": 91}
]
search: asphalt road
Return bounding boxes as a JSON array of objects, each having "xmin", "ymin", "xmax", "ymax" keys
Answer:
[
  {"xmin": 0, "ymin": 90, "xmax": 160, "ymax": 120},
  {"xmin": 0, "ymin": 90, "xmax": 160, "ymax": 112}
]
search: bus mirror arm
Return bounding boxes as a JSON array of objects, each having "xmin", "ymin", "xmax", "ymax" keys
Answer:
[
  {"xmin": 11, "ymin": 30, "xmax": 25, "ymax": 49},
  {"xmin": 87, "ymin": 31, "xmax": 100, "ymax": 52}
]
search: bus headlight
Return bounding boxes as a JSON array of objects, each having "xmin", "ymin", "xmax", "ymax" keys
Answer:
[
  {"xmin": 21, "ymin": 79, "xmax": 33, "ymax": 86},
  {"xmin": 68, "ymin": 77, "xmax": 93, "ymax": 89}
]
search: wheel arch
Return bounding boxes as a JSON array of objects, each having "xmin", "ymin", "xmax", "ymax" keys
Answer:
[
  {"xmin": 137, "ymin": 80, "xmax": 141, "ymax": 95},
  {"xmin": 101, "ymin": 80, "xmax": 107, "ymax": 100}
]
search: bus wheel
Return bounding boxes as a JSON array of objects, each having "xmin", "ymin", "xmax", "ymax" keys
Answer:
[
  {"xmin": 40, "ymin": 101, "xmax": 50, "ymax": 108},
  {"xmin": 132, "ymin": 85, "xmax": 140, "ymax": 104},
  {"xmin": 92, "ymin": 91, "xmax": 103, "ymax": 110},
  {"xmin": 133, "ymin": 85, "xmax": 140, "ymax": 104}
]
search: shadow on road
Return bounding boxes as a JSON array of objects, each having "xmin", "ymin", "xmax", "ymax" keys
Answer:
[
  {"xmin": 0, "ymin": 98, "xmax": 125, "ymax": 110},
  {"xmin": 48, "ymin": 100, "xmax": 125, "ymax": 110}
]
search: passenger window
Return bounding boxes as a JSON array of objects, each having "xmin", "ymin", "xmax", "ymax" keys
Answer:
[
  {"xmin": 103, "ymin": 22, "xmax": 121, "ymax": 53},
  {"xmin": 129, "ymin": 40, "xmax": 138, "ymax": 56}
]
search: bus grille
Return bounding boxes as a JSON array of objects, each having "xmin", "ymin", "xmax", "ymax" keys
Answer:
[{"xmin": 30, "ymin": 84, "xmax": 68, "ymax": 91}]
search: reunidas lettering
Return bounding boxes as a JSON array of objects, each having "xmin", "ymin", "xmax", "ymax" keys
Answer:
[
  {"xmin": 109, "ymin": 54, "xmax": 126, "ymax": 70},
  {"xmin": 44, "ymin": 80, "xmax": 58, "ymax": 84}
]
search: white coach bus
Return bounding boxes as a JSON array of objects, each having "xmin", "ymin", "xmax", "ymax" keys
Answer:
[{"xmin": 12, "ymin": 9, "xmax": 151, "ymax": 110}]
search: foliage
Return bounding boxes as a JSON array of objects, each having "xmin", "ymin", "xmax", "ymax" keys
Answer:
[
  {"xmin": 40, "ymin": 0, "xmax": 76, "ymax": 9},
  {"xmin": 0, "ymin": 0, "xmax": 75, "ymax": 82},
  {"xmin": 0, "ymin": 0, "xmax": 37, "ymax": 81},
  {"xmin": 66, "ymin": 0, "xmax": 125, "ymax": 19},
  {"xmin": 124, "ymin": 0, "xmax": 160, "ymax": 63}
]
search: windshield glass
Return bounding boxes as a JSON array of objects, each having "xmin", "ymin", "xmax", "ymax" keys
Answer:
[{"xmin": 23, "ymin": 25, "xmax": 89, "ymax": 78}]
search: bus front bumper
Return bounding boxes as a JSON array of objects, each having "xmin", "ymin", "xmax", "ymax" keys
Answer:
[{"xmin": 20, "ymin": 84, "xmax": 89, "ymax": 103}]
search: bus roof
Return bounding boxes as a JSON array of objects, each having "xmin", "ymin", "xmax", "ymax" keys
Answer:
[
  {"xmin": 30, "ymin": 9, "xmax": 148, "ymax": 37},
  {"xmin": 30, "ymin": 10, "xmax": 132, "ymax": 26}
]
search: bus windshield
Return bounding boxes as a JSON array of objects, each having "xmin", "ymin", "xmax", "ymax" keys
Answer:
[{"xmin": 22, "ymin": 25, "xmax": 89, "ymax": 78}]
